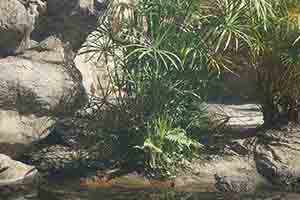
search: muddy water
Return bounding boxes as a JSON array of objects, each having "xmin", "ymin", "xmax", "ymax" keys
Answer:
[
  {"xmin": 35, "ymin": 185, "xmax": 300, "ymax": 200},
  {"xmin": 5, "ymin": 178, "xmax": 299, "ymax": 200}
]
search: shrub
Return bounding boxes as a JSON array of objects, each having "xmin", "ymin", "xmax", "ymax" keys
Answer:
[
  {"xmin": 198, "ymin": 0, "xmax": 300, "ymax": 127},
  {"xmin": 82, "ymin": 0, "xmax": 218, "ymax": 175},
  {"xmin": 135, "ymin": 117, "xmax": 202, "ymax": 176}
]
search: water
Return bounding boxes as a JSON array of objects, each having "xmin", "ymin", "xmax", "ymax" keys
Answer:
[
  {"xmin": 5, "ymin": 179, "xmax": 300, "ymax": 200},
  {"xmin": 39, "ymin": 187, "xmax": 216, "ymax": 200},
  {"xmin": 35, "ymin": 186, "xmax": 300, "ymax": 200},
  {"xmin": 2, "ymin": 176, "xmax": 300, "ymax": 200}
]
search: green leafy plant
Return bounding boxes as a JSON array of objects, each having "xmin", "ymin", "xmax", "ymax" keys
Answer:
[
  {"xmin": 196, "ymin": 0, "xmax": 300, "ymax": 127},
  {"xmin": 136, "ymin": 117, "xmax": 202, "ymax": 175},
  {"xmin": 81, "ymin": 0, "xmax": 300, "ymax": 175},
  {"xmin": 80, "ymin": 0, "xmax": 229, "ymax": 175}
]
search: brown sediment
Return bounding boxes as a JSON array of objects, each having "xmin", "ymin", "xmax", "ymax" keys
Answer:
[
  {"xmin": 79, "ymin": 177, "xmax": 112, "ymax": 188},
  {"xmin": 79, "ymin": 176, "xmax": 175, "ymax": 190}
]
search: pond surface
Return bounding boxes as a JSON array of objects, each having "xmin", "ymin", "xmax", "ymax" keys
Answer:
[
  {"xmin": 35, "ymin": 187, "xmax": 300, "ymax": 200},
  {"xmin": 2, "ymin": 176, "xmax": 300, "ymax": 200},
  {"xmin": 6, "ymin": 179, "xmax": 298, "ymax": 200}
]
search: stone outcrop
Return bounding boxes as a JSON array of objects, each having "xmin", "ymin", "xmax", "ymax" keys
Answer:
[
  {"xmin": 0, "ymin": 154, "xmax": 38, "ymax": 186},
  {"xmin": 0, "ymin": 51, "xmax": 86, "ymax": 117},
  {"xmin": 255, "ymin": 125, "xmax": 300, "ymax": 191},
  {"xmin": 24, "ymin": 118, "xmax": 119, "ymax": 174},
  {"xmin": 0, "ymin": 0, "xmax": 46, "ymax": 56},
  {"xmin": 74, "ymin": 31, "xmax": 114, "ymax": 96},
  {"xmin": 178, "ymin": 155, "xmax": 270, "ymax": 193},
  {"xmin": 0, "ymin": 35, "xmax": 87, "ymax": 158},
  {"xmin": 0, "ymin": 0, "xmax": 103, "ymax": 184},
  {"xmin": 197, "ymin": 124, "xmax": 300, "ymax": 194},
  {"xmin": 0, "ymin": 111, "xmax": 54, "ymax": 158}
]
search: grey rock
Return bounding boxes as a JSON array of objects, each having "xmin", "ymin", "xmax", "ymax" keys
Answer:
[
  {"xmin": 75, "ymin": 31, "xmax": 116, "ymax": 97},
  {"xmin": 0, "ymin": 110, "xmax": 55, "ymax": 158},
  {"xmin": 0, "ymin": 53, "xmax": 87, "ymax": 117},
  {"xmin": 215, "ymin": 174, "xmax": 258, "ymax": 193},
  {"xmin": 255, "ymin": 125, "xmax": 300, "ymax": 191},
  {"xmin": 0, "ymin": 36, "xmax": 87, "ymax": 157},
  {"xmin": 31, "ymin": 0, "xmax": 99, "ymax": 53},
  {"xmin": 0, "ymin": 0, "xmax": 30, "ymax": 55},
  {"xmin": 26, "ymin": 144, "xmax": 93, "ymax": 173},
  {"xmin": 0, "ymin": 154, "xmax": 38, "ymax": 186},
  {"xmin": 0, "ymin": 0, "xmax": 45, "ymax": 56},
  {"xmin": 177, "ymin": 156, "xmax": 270, "ymax": 193},
  {"xmin": 206, "ymin": 103, "xmax": 263, "ymax": 129}
]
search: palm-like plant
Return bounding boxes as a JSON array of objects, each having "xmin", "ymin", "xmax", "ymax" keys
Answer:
[
  {"xmin": 200, "ymin": 0, "xmax": 300, "ymax": 127},
  {"xmin": 85, "ymin": 0, "xmax": 217, "ymax": 127},
  {"xmin": 83, "ymin": 0, "xmax": 300, "ymax": 174}
]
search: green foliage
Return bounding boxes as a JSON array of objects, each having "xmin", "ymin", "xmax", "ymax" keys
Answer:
[
  {"xmin": 83, "ymin": 0, "xmax": 300, "ymax": 175},
  {"xmin": 82, "ymin": 0, "xmax": 218, "ymax": 175},
  {"xmin": 135, "ymin": 117, "xmax": 202, "ymax": 176},
  {"xmin": 197, "ymin": 0, "xmax": 300, "ymax": 125}
]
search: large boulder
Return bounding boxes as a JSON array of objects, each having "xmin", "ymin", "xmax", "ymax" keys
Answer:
[
  {"xmin": 0, "ymin": 0, "xmax": 45, "ymax": 56},
  {"xmin": 0, "ymin": 55, "xmax": 86, "ymax": 117},
  {"xmin": 174, "ymin": 156, "xmax": 269, "ymax": 193},
  {"xmin": 25, "ymin": 118, "xmax": 119, "ymax": 174},
  {"xmin": 0, "ymin": 111, "xmax": 54, "ymax": 158},
  {"xmin": 31, "ymin": 0, "xmax": 101, "ymax": 51},
  {"xmin": 255, "ymin": 125, "xmax": 300, "ymax": 191},
  {"xmin": 0, "ymin": 36, "xmax": 88, "ymax": 157},
  {"xmin": 0, "ymin": 154, "xmax": 38, "ymax": 186},
  {"xmin": 74, "ymin": 31, "xmax": 115, "ymax": 96},
  {"xmin": 0, "ymin": 36, "xmax": 87, "ymax": 117}
]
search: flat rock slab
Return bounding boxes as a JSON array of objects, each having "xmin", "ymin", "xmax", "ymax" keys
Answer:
[
  {"xmin": 0, "ymin": 154, "xmax": 38, "ymax": 187},
  {"xmin": 206, "ymin": 103, "xmax": 263, "ymax": 128}
]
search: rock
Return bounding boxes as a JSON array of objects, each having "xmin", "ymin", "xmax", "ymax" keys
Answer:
[
  {"xmin": 0, "ymin": 36, "xmax": 88, "ymax": 157},
  {"xmin": 25, "ymin": 145, "xmax": 91, "ymax": 174},
  {"xmin": 185, "ymin": 155, "xmax": 270, "ymax": 193},
  {"xmin": 0, "ymin": 110, "xmax": 54, "ymax": 158},
  {"xmin": 215, "ymin": 174, "xmax": 258, "ymax": 193},
  {"xmin": 174, "ymin": 175, "xmax": 214, "ymax": 192},
  {"xmin": 0, "ymin": 0, "xmax": 45, "ymax": 56},
  {"xmin": 0, "ymin": 154, "xmax": 38, "ymax": 186},
  {"xmin": 25, "ymin": 117, "xmax": 119, "ymax": 174},
  {"xmin": 74, "ymin": 31, "xmax": 115, "ymax": 96},
  {"xmin": 110, "ymin": 173, "xmax": 151, "ymax": 189},
  {"xmin": 255, "ymin": 125, "xmax": 300, "ymax": 191},
  {"xmin": 0, "ymin": 51, "xmax": 86, "ymax": 117},
  {"xmin": 206, "ymin": 103, "xmax": 263, "ymax": 129},
  {"xmin": 31, "ymin": 0, "xmax": 100, "ymax": 52}
]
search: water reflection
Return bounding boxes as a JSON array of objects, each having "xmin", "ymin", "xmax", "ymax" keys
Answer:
[
  {"xmin": 38, "ymin": 187, "xmax": 217, "ymax": 200},
  {"xmin": 36, "ymin": 187, "xmax": 300, "ymax": 200},
  {"xmin": 2, "ymin": 181, "xmax": 300, "ymax": 200}
]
